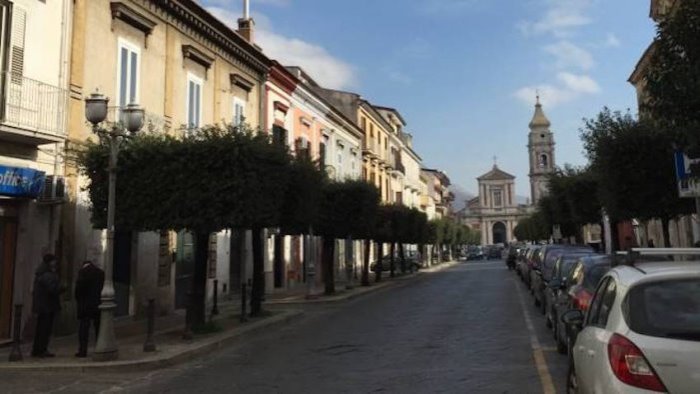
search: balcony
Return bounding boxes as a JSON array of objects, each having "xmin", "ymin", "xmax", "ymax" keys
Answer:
[
  {"xmin": 0, "ymin": 72, "xmax": 69, "ymax": 145},
  {"xmin": 362, "ymin": 139, "xmax": 379, "ymax": 159}
]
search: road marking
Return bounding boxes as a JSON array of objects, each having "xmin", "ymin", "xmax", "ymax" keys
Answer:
[{"xmin": 515, "ymin": 280, "xmax": 557, "ymax": 394}]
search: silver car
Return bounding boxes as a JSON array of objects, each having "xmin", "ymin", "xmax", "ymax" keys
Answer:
[{"xmin": 563, "ymin": 252, "xmax": 700, "ymax": 394}]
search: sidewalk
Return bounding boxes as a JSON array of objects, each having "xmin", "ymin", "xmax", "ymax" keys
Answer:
[
  {"xmin": 0, "ymin": 300, "xmax": 303, "ymax": 373},
  {"xmin": 267, "ymin": 259, "xmax": 461, "ymax": 305}
]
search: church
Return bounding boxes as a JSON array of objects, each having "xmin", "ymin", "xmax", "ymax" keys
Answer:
[{"xmin": 461, "ymin": 97, "xmax": 556, "ymax": 245}]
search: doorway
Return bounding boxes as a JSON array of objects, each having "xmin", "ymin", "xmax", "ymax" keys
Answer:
[
  {"xmin": 492, "ymin": 222, "xmax": 507, "ymax": 245},
  {"xmin": 0, "ymin": 217, "xmax": 17, "ymax": 339},
  {"xmin": 175, "ymin": 231, "xmax": 195, "ymax": 309},
  {"xmin": 113, "ymin": 230, "xmax": 133, "ymax": 317}
]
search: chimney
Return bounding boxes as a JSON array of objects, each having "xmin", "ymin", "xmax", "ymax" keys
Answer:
[{"xmin": 237, "ymin": 0, "xmax": 255, "ymax": 43}]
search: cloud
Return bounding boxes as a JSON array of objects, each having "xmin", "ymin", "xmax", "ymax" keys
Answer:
[
  {"xmin": 604, "ymin": 33, "xmax": 621, "ymax": 48},
  {"xmin": 513, "ymin": 72, "xmax": 600, "ymax": 107},
  {"xmin": 205, "ymin": 6, "xmax": 357, "ymax": 90},
  {"xmin": 384, "ymin": 68, "xmax": 413, "ymax": 85},
  {"xmin": 544, "ymin": 40, "xmax": 594, "ymax": 70},
  {"xmin": 518, "ymin": 0, "xmax": 594, "ymax": 38}
]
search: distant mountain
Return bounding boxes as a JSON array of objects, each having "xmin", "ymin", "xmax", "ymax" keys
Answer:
[{"xmin": 450, "ymin": 185, "xmax": 475, "ymax": 211}]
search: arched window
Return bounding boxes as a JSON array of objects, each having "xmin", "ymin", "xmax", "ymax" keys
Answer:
[{"xmin": 540, "ymin": 154, "xmax": 548, "ymax": 168}]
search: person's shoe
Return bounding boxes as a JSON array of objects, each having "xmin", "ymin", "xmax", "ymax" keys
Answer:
[{"xmin": 75, "ymin": 352, "xmax": 87, "ymax": 358}]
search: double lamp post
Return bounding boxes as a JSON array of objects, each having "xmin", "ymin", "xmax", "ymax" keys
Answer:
[{"xmin": 84, "ymin": 92, "xmax": 144, "ymax": 361}]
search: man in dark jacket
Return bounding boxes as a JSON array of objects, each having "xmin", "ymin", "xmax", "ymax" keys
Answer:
[
  {"xmin": 31, "ymin": 254, "xmax": 61, "ymax": 357},
  {"xmin": 74, "ymin": 260, "xmax": 104, "ymax": 357}
]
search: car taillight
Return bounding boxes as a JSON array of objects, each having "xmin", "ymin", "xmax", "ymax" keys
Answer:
[
  {"xmin": 607, "ymin": 334, "xmax": 667, "ymax": 392},
  {"xmin": 572, "ymin": 288, "xmax": 592, "ymax": 311}
]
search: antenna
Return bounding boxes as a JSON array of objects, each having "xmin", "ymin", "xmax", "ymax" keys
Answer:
[{"xmin": 243, "ymin": 0, "xmax": 250, "ymax": 19}]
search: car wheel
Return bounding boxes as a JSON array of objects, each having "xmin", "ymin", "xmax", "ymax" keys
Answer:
[{"xmin": 567, "ymin": 363, "xmax": 579, "ymax": 394}]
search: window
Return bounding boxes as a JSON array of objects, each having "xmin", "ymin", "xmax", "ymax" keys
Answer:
[
  {"xmin": 117, "ymin": 39, "xmax": 140, "ymax": 108},
  {"xmin": 272, "ymin": 125, "xmax": 287, "ymax": 147},
  {"xmin": 351, "ymin": 152, "xmax": 357, "ymax": 174},
  {"xmin": 493, "ymin": 190, "xmax": 502, "ymax": 207},
  {"xmin": 337, "ymin": 143, "xmax": 344, "ymax": 177},
  {"xmin": 319, "ymin": 135, "xmax": 329, "ymax": 169},
  {"xmin": 586, "ymin": 277, "xmax": 616, "ymax": 328},
  {"xmin": 233, "ymin": 97, "xmax": 246, "ymax": 126},
  {"xmin": 540, "ymin": 154, "xmax": 549, "ymax": 168},
  {"xmin": 187, "ymin": 73, "xmax": 203, "ymax": 128}
]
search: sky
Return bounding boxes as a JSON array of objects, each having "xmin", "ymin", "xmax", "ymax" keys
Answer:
[{"xmin": 201, "ymin": 0, "xmax": 657, "ymax": 201}]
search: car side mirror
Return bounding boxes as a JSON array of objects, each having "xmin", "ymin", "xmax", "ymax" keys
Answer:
[{"xmin": 561, "ymin": 309, "xmax": 584, "ymax": 326}]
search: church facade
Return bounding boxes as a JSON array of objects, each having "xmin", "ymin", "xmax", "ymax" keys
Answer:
[{"xmin": 461, "ymin": 97, "xmax": 556, "ymax": 245}]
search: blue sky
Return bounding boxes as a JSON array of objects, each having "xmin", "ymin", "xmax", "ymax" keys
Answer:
[{"xmin": 203, "ymin": 0, "xmax": 656, "ymax": 201}]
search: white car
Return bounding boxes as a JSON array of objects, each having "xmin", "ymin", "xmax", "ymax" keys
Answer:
[{"xmin": 563, "ymin": 250, "xmax": 700, "ymax": 394}]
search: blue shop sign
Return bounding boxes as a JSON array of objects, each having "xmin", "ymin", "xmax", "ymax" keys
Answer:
[{"xmin": 0, "ymin": 165, "xmax": 45, "ymax": 198}]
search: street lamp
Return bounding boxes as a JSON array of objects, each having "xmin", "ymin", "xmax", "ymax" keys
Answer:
[{"xmin": 85, "ymin": 91, "xmax": 144, "ymax": 361}]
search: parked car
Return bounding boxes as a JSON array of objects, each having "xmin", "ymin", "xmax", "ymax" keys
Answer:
[
  {"xmin": 555, "ymin": 254, "xmax": 612, "ymax": 357},
  {"xmin": 486, "ymin": 245, "xmax": 502, "ymax": 260},
  {"xmin": 532, "ymin": 245, "xmax": 595, "ymax": 314},
  {"xmin": 370, "ymin": 253, "xmax": 421, "ymax": 273},
  {"xmin": 564, "ymin": 254, "xmax": 700, "ymax": 394},
  {"xmin": 505, "ymin": 244, "xmax": 523, "ymax": 270},
  {"xmin": 519, "ymin": 245, "xmax": 541, "ymax": 286},
  {"xmin": 467, "ymin": 246, "xmax": 484, "ymax": 261},
  {"xmin": 544, "ymin": 252, "xmax": 595, "ymax": 350},
  {"xmin": 527, "ymin": 247, "xmax": 545, "ymax": 293}
]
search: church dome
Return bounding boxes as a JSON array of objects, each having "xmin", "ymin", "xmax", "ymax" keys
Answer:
[{"xmin": 529, "ymin": 96, "xmax": 551, "ymax": 129}]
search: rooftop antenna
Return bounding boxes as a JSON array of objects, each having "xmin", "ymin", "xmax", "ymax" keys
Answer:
[{"xmin": 243, "ymin": 0, "xmax": 250, "ymax": 19}]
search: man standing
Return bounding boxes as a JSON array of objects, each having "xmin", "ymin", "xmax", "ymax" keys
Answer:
[
  {"xmin": 31, "ymin": 254, "xmax": 61, "ymax": 357},
  {"xmin": 74, "ymin": 260, "xmax": 104, "ymax": 358}
]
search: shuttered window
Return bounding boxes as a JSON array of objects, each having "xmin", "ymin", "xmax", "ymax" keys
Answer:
[
  {"xmin": 233, "ymin": 97, "xmax": 245, "ymax": 127},
  {"xmin": 9, "ymin": 5, "xmax": 24, "ymax": 83}
]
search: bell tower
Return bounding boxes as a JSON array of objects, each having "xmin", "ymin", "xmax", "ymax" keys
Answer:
[{"xmin": 528, "ymin": 95, "xmax": 555, "ymax": 204}]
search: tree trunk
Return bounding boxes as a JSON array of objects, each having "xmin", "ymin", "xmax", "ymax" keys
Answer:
[
  {"xmin": 399, "ymin": 243, "xmax": 406, "ymax": 273},
  {"xmin": 250, "ymin": 227, "xmax": 265, "ymax": 316},
  {"xmin": 188, "ymin": 230, "xmax": 210, "ymax": 329},
  {"xmin": 362, "ymin": 239, "xmax": 370, "ymax": 286},
  {"xmin": 661, "ymin": 217, "xmax": 672, "ymax": 248},
  {"xmin": 322, "ymin": 236, "xmax": 335, "ymax": 295},
  {"xmin": 389, "ymin": 242, "xmax": 396, "ymax": 278},
  {"xmin": 375, "ymin": 241, "xmax": 383, "ymax": 283}
]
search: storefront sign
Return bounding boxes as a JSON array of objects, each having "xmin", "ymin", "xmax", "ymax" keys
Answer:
[{"xmin": 0, "ymin": 165, "xmax": 45, "ymax": 198}]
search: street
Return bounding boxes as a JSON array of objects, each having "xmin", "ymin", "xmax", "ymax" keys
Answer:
[{"xmin": 1, "ymin": 260, "xmax": 569, "ymax": 393}]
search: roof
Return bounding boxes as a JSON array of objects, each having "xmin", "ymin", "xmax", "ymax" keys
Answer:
[
  {"xmin": 477, "ymin": 165, "xmax": 515, "ymax": 181},
  {"xmin": 612, "ymin": 262, "xmax": 700, "ymax": 287},
  {"xmin": 529, "ymin": 97, "xmax": 551, "ymax": 129},
  {"xmin": 373, "ymin": 105, "xmax": 407, "ymax": 126}
]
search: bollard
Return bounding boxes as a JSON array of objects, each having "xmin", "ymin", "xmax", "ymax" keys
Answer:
[
  {"xmin": 240, "ymin": 282, "xmax": 248, "ymax": 323},
  {"xmin": 8, "ymin": 304, "xmax": 23, "ymax": 362},
  {"xmin": 211, "ymin": 279, "xmax": 219, "ymax": 316},
  {"xmin": 182, "ymin": 292, "xmax": 193, "ymax": 340},
  {"xmin": 143, "ymin": 299, "xmax": 156, "ymax": 352}
]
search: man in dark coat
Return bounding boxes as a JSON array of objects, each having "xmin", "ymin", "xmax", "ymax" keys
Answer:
[
  {"xmin": 74, "ymin": 260, "xmax": 104, "ymax": 357},
  {"xmin": 31, "ymin": 254, "xmax": 61, "ymax": 357}
]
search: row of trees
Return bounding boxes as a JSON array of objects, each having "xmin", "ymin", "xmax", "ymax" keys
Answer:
[
  {"xmin": 79, "ymin": 124, "xmax": 473, "ymax": 329},
  {"xmin": 515, "ymin": 2, "xmax": 700, "ymax": 248}
]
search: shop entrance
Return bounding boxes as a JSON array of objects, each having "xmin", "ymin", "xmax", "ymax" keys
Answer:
[{"xmin": 0, "ymin": 217, "xmax": 17, "ymax": 339}]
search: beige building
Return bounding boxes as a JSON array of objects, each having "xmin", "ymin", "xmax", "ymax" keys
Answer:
[
  {"xmin": 65, "ymin": 0, "xmax": 270, "ymax": 319},
  {"xmin": 0, "ymin": 0, "xmax": 72, "ymax": 340},
  {"xmin": 420, "ymin": 169, "xmax": 453, "ymax": 219}
]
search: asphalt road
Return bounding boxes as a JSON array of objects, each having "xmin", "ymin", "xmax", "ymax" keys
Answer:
[{"xmin": 2, "ymin": 260, "xmax": 570, "ymax": 393}]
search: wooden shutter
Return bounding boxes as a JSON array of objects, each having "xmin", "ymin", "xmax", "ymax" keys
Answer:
[{"xmin": 9, "ymin": 6, "xmax": 25, "ymax": 82}]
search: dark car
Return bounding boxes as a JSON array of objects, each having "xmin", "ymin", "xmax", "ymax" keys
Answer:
[
  {"xmin": 543, "ymin": 252, "xmax": 595, "ymax": 343},
  {"xmin": 519, "ymin": 245, "xmax": 541, "ymax": 286},
  {"xmin": 467, "ymin": 246, "xmax": 484, "ymax": 260},
  {"xmin": 486, "ymin": 245, "xmax": 502, "ymax": 260},
  {"xmin": 532, "ymin": 245, "xmax": 595, "ymax": 314},
  {"xmin": 505, "ymin": 244, "xmax": 523, "ymax": 269},
  {"xmin": 554, "ymin": 254, "xmax": 612, "ymax": 355},
  {"xmin": 371, "ymin": 253, "xmax": 421, "ymax": 273}
]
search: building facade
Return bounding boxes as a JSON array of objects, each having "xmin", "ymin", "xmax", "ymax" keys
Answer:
[
  {"xmin": 0, "ymin": 0, "xmax": 72, "ymax": 340},
  {"xmin": 420, "ymin": 169, "xmax": 453, "ymax": 219},
  {"xmin": 65, "ymin": 0, "xmax": 270, "ymax": 321},
  {"xmin": 462, "ymin": 165, "xmax": 532, "ymax": 245}
]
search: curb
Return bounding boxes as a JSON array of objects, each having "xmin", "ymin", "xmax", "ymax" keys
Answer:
[
  {"xmin": 267, "ymin": 260, "xmax": 460, "ymax": 305},
  {"xmin": 0, "ymin": 309, "xmax": 304, "ymax": 373}
]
